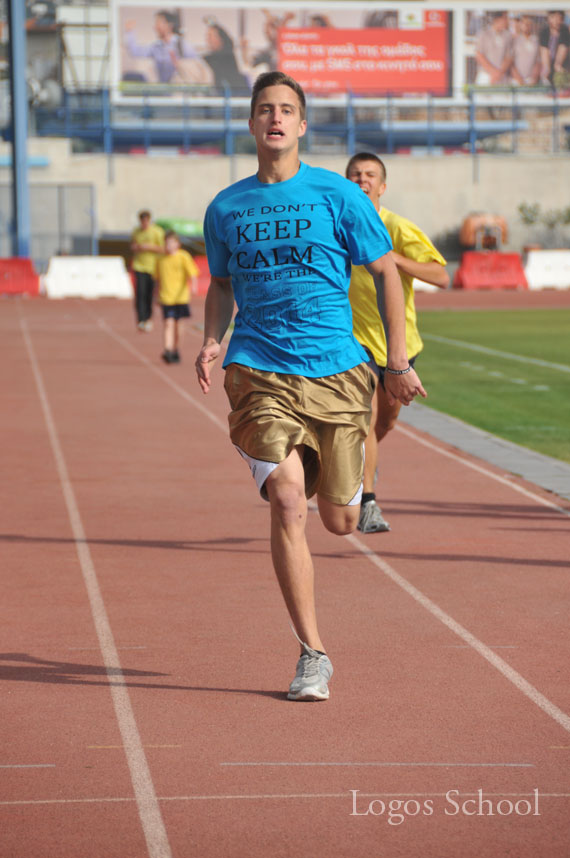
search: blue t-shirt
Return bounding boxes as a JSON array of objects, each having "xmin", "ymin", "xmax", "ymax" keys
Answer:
[{"xmin": 203, "ymin": 162, "xmax": 393, "ymax": 377}]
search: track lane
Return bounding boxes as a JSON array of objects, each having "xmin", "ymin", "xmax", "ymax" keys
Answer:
[{"xmin": 1, "ymin": 297, "xmax": 568, "ymax": 858}]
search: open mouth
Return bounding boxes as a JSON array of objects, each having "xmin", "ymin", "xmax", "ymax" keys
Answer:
[{"xmin": 267, "ymin": 129, "xmax": 285, "ymax": 138}]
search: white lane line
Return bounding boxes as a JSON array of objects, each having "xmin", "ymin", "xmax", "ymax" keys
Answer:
[
  {"xmin": 67, "ymin": 646, "xmax": 147, "ymax": 651},
  {"xmin": 19, "ymin": 318, "xmax": 172, "ymax": 858},
  {"xmin": 85, "ymin": 745, "xmax": 183, "ymax": 751},
  {"xmin": 0, "ymin": 765, "xmax": 55, "ymax": 769},
  {"xmin": 442, "ymin": 645, "xmax": 517, "ymax": 649},
  {"xmin": 395, "ymin": 423, "xmax": 570, "ymax": 516},
  {"xmin": 95, "ymin": 316, "xmax": 570, "ymax": 735},
  {"xmin": 96, "ymin": 318, "xmax": 227, "ymax": 432},
  {"xmin": 165, "ymin": 792, "xmax": 564, "ymax": 799},
  {"xmin": 345, "ymin": 531, "xmax": 570, "ymax": 735},
  {"xmin": 1, "ymin": 792, "xmax": 569, "ymax": 806},
  {"xmin": 422, "ymin": 333, "xmax": 570, "ymax": 373},
  {"xmin": 220, "ymin": 762, "xmax": 533, "ymax": 767},
  {"xmin": 459, "ymin": 361, "xmax": 550, "ymax": 391}
]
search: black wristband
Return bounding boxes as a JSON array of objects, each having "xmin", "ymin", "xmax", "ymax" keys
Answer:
[{"xmin": 385, "ymin": 365, "xmax": 412, "ymax": 376}]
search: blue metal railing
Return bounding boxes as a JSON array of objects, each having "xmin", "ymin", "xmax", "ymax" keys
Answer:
[{"xmin": 19, "ymin": 86, "xmax": 570, "ymax": 156}]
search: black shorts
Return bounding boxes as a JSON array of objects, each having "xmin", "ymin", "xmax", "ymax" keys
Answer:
[
  {"xmin": 364, "ymin": 349, "xmax": 417, "ymax": 391},
  {"xmin": 161, "ymin": 304, "xmax": 191, "ymax": 320}
]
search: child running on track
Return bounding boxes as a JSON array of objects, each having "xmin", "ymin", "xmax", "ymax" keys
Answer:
[
  {"xmin": 157, "ymin": 230, "xmax": 199, "ymax": 364},
  {"xmin": 346, "ymin": 153, "xmax": 449, "ymax": 533},
  {"xmin": 195, "ymin": 72, "xmax": 426, "ymax": 702}
]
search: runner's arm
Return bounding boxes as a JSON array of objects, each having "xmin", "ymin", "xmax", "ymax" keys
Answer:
[
  {"xmin": 390, "ymin": 251, "xmax": 450, "ymax": 288},
  {"xmin": 195, "ymin": 276, "xmax": 234, "ymax": 394},
  {"xmin": 365, "ymin": 253, "xmax": 427, "ymax": 406}
]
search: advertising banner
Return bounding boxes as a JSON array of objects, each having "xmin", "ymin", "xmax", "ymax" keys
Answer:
[
  {"xmin": 278, "ymin": 13, "xmax": 450, "ymax": 95},
  {"xmin": 112, "ymin": 2, "xmax": 451, "ymax": 100},
  {"xmin": 110, "ymin": 2, "xmax": 569, "ymax": 102}
]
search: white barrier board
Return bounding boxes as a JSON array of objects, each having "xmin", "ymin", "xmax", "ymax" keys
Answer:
[
  {"xmin": 413, "ymin": 277, "xmax": 440, "ymax": 293},
  {"xmin": 524, "ymin": 250, "xmax": 570, "ymax": 291},
  {"xmin": 45, "ymin": 256, "xmax": 133, "ymax": 299}
]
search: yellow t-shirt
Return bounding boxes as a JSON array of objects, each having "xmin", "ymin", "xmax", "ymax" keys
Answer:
[
  {"xmin": 349, "ymin": 206, "xmax": 446, "ymax": 366},
  {"xmin": 157, "ymin": 249, "xmax": 199, "ymax": 306},
  {"xmin": 131, "ymin": 224, "xmax": 165, "ymax": 276}
]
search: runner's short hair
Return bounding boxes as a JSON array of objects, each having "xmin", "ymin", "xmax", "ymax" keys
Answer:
[
  {"xmin": 345, "ymin": 152, "xmax": 387, "ymax": 183},
  {"xmin": 250, "ymin": 72, "xmax": 306, "ymax": 119}
]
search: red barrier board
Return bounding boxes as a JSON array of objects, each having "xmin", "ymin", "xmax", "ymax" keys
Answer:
[
  {"xmin": 0, "ymin": 258, "xmax": 40, "ymax": 296},
  {"xmin": 453, "ymin": 252, "xmax": 528, "ymax": 291},
  {"xmin": 278, "ymin": 13, "xmax": 450, "ymax": 95},
  {"xmin": 192, "ymin": 254, "xmax": 210, "ymax": 296}
]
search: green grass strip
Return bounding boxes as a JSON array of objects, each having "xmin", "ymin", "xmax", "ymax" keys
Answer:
[{"xmin": 416, "ymin": 309, "xmax": 570, "ymax": 463}]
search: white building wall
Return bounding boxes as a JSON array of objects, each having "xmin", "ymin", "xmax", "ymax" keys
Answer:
[{"xmin": 1, "ymin": 137, "xmax": 568, "ymax": 251}]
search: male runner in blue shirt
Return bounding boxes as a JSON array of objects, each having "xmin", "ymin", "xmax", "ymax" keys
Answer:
[{"xmin": 195, "ymin": 71, "xmax": 426, "ymax": 701}]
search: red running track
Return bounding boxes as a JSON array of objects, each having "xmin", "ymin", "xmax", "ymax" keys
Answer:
[{"xmin": 1, "ymin": 295, "xmax": 569, "ymax": 858}]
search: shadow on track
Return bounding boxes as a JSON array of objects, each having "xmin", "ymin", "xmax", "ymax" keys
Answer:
[
  {"xmin": 0, "ymin": 533, "xmax": 267, "ymax": 554},
  {"xmin": 0, "ymin": 653, "xmax": 286, "ymax": 699}
]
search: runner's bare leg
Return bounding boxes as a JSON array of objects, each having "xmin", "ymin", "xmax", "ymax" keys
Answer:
[{"xmin": 265, "ymin": 446, "xmax": 325, "ymax": 653}]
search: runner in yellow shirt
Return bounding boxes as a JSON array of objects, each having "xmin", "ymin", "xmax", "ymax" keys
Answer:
[
  {"xmin": 131, "ymin": 209, "xmax": 165, "ymax": 331},
  {"xmin": 157, "ymin": 230, "xmax": 199, "ymax": 364},
  {"xmin": 346, "ymin": 153, "xmax": 450, "ymax": 533}
]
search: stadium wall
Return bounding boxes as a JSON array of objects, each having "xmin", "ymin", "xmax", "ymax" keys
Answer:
[{"xmin": 1, "ymin": 138, "xmax": 568, "ymax": 254}]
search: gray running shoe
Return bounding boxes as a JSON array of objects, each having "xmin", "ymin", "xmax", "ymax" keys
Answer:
[
  {"xmin": 358, "ymin": 499, "xmax": 391, "ymax": 533},
  {"xmin": 287, "ymin": 642, "xmax": 333, "ymax": 701}
]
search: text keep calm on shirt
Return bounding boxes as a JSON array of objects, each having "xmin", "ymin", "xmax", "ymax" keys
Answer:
[{"xmin": 203, "ymin": 163, "xmax": 393, "ymax": 377}]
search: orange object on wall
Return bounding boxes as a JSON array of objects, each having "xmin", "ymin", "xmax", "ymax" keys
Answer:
[
  {"xmin": 459, "ymin": 214, "xmax": 508, "ymax": 249},
  {"xmin": 453, "ymin": 251, "xmax": 528, "ymax": 290},
  {"xmin": 0, "ymin": 258, "xmax": 40, "ymax": 295}
]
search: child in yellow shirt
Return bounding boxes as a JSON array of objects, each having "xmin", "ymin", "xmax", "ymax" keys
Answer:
[{"xmin": 156, "ymin": 231, "xmax": 199, "ymax": 364}]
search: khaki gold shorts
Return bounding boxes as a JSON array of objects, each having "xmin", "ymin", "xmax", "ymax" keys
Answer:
[{"xmin": 223, "ymin": 362, "xmax": 374, "ymax": 505}]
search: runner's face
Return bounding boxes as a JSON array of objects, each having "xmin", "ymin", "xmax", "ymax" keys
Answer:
[
  {"xmin": 249, "ymin": 85, "xmax": 307, "ymax": 153},
  {"xmin": 346, "ymin": 160, "xmax": 386, "ymax": 206}
]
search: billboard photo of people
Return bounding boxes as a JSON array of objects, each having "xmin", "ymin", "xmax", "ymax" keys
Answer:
[
  {"xmin": 465, "ymin": 8, "xmax": 570, "ymax": 92},
  {"xmin": 118, "ymin": 5, "xmax": 251, "ymax": 92},
  {"xmin": 112, "ymin": 2, "xmax": 452, "ymax": 100},
  {"xmin": 115, "ymin": 3, "xmax": 305, "ymax": 96}
]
